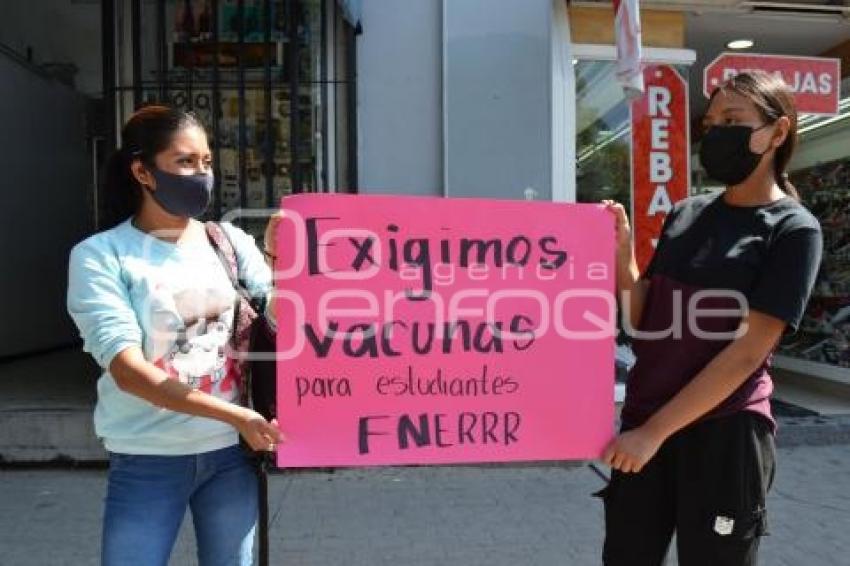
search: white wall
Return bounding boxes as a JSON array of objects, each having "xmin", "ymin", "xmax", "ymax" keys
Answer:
[
  {"xmin": 0, "ymin": 0, "xmax": 101, "ymax": 96},
  {"xmin": 355, "ymin": 0, "xmax": 574, "ymax": 201},
  {"xmin": 443, "ymin": 0, "xmax": 554, "ymax": 200},
  {"xmin": 356, "ymin": 0, "xmax": 444, "ymax": 195},
  {"xmin": 0, "ymin": 51, "xmax": 93, "ymax": 356}
]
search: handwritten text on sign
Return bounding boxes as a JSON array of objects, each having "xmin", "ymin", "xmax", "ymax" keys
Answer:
[{"xmin": 274, "ymin": 194, "xmax": 615, "ymax": 467}]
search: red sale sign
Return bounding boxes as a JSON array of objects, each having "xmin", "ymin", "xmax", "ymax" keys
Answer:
[
  {"xmin": 631, "ymin": 65, "xmax": 690, "ymax": 275},
  {"xmin": 704, "ymin": 53, "xmax": 841, "ymax": 116}
]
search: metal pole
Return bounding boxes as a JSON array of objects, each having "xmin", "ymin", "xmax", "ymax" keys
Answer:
[
  {"xmin": 237, "ymin": 0, "xmax": 247, "ymax": 212},
  {"xmin": 131, "ymin": 0, "xmax": 142, "ymax": 109},
  {"xmin": 101, "ymin": 0, "xmax": 118, "ymax": 229},
  {"xmin": 156, "ymin": 0, "xmax": 168, "ymax": 101},
  {"xmin": 212, "ymin": 0, "xmax": 223, "ymax": 219},
  {"xmin": 288, "ymin": 0, "xmax": 300, "ymax": 193},
  {"xmin": 263, "ymin": 0, "xmax": 275, "ymax": 208}
]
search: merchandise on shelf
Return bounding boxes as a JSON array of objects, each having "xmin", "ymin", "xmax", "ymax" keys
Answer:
[
  {"xmin": 778, "ymin": 159, "xmax": 850, "ymax": 368},
  {"xmin": 134, "ymin": 0, "xmax": 319, "ymax": 214}
]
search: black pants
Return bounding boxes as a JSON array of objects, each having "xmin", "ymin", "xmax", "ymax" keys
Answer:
[{"xmin": 596, "ymin": 412, "xmax": 776, "ymax": 566}]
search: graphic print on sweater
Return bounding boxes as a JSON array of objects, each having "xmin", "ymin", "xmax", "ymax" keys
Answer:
[{"xmin": 151, "ymin": 285, "xmax": 239, "ymax": 402}]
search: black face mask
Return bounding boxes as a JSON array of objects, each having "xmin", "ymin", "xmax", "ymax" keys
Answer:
[{"xmin": 698, "ymin": 124, "xmax": 770, "ymax": 186}]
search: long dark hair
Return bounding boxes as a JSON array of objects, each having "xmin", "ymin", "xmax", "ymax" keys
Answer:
[
  {"xmin": 709, "ymin": 71, "xmax": 800, "ymax": 200},
  {"xmin": 102, "ymin": 105, "xmax": 205, "ymax": 229}
]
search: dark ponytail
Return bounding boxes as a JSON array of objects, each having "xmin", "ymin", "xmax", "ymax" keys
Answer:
[
  {"xmin": 713, "ymin": 71, "xmax": 800, "ymax": 201},
  {"xmin": 777, "ymin": 171, "xmax": 798, "ymax": 201},
  {"xmin": 101, "ymin": 105, "xmax": 205, "ymax": 229},
  {"xmin": 102, "ymin": 147, "xmax": 142, "ymax": 229}
]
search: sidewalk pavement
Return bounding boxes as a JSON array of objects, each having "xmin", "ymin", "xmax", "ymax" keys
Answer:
[{"xmin": 1, "ymin": 444, "xmax": 848, "ymax": 566}]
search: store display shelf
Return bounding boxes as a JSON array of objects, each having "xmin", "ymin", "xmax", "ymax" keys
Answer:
[
  {"xmin": 133, "ymin": 82, "xmax": 318, "ymax": 101},
  {"xmin": 774, "ymin": 355, "xmax": 850, "ymax": 385},
  {"xmin": 172, "ymin": 37, "xmax": 299, "ymax": 45},
  {"xmin": 170, "ymin": 40, "xmax": 286, "ymax": 69},
  {"xmin": 825, "ymin": 254, "xmax": 850, "ymax": 264},
  {"xmin": 810, "ymin": 292, "xmax": 850, "ymax": 299}
]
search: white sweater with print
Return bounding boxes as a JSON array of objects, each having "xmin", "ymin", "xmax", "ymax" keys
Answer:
[{"xmin": 67, "ymin": 218, "xmax": 271, "ymax": 455}]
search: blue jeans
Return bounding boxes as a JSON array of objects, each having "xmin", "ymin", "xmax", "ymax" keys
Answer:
[{"xmin": 102, "ymin": 443, "xmax": 258, "ymax": 566}]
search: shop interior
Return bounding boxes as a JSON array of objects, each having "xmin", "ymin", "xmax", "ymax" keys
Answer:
[
  {"xmin": 1, "ymin": 1, "xmax": 848, "ymax": 463},
  {"xmin": 574, "ymin": 1, "xmax": 850, "ymax": 414}
]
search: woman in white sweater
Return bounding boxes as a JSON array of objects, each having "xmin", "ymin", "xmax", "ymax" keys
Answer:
[{"xmin": 67, "ymin": 105, "xmax": 280, "ymax": 566}]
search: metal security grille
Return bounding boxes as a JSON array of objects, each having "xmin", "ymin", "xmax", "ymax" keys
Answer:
[{"xmin": 102, "ymin": 0, "xmax": 357, "ymax": 230}]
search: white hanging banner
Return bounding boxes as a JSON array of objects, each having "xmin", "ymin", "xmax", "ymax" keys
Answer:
[{"xmin": 613, "ymin": 0, "xmax": 644, "ymax": 100}]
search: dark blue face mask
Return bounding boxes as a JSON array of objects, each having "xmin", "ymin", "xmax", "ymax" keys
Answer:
[{"xmin": 147, "ymin": 167, "xmax": 214, "ymax": 218}]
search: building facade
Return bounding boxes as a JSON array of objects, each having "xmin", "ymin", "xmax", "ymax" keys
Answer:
[{"xmin": 1, "ymin": 0, "xmax": 849, "ymax": 406}]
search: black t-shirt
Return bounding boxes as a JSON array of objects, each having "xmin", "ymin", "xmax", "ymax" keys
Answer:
[
  {"xmin": 622, "ymin": 191, "xmax": 823, "ymax": 430},
  {"xmin": 645, "ymin": 191, "xmax": 823, "ymax": 329}
]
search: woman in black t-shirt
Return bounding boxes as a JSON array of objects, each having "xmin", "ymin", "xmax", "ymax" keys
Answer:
[{"xmin": 598, "ymin": 71, "xmax": 822, "ymax": 565}]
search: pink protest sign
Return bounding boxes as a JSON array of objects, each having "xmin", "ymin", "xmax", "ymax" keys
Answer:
[{"xmin": 274, "ymin": 194, "xmax": 615, "ymax": 467}]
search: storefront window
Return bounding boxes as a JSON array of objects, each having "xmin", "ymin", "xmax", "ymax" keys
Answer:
[
  {"xmin": 575, "ymin": 58, "xmax": 690, "ymax": 381},
  {"xmin": 575, "ymin": 60, "xmax": 632, "ymax": 207},
  {"xmin": 575, "ymin": 60, "xmax": 690, "ymax": 207},
  {"xmin": 777, "ymin": 79, "xmax": 850, "ymax": 371},
  {"xmin": 108, "ymin": 0, "xmax": 356, "ymax": 236}
]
